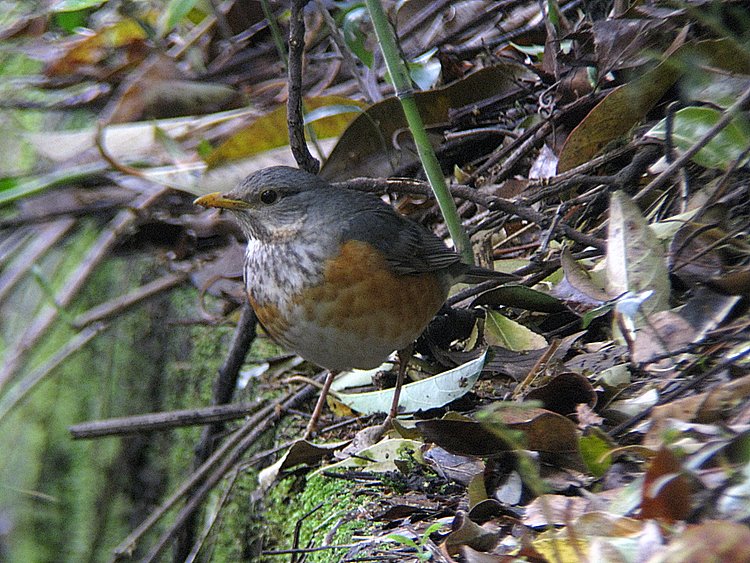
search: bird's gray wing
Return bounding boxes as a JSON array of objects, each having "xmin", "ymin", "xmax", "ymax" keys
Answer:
[{"xmin": 342, "ymin": 202, "xmax": 463, "ymax": 276}]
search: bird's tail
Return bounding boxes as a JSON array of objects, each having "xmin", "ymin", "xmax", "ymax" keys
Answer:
[{"xmin": 455, "ymin": 264, "xmax": 517, "ymax": 285}]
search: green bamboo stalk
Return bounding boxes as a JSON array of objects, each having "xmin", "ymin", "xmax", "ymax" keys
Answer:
[{"xmin": 364, "ymin": 0, "xmax": 473, "ymax": 263}]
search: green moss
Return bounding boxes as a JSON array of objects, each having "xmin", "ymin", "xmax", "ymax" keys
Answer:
[
  {"xmin": 259, "ymin": 472, "xmax": 375, "ymax": 563},
  {"xmin": 198, "ymin": 469, "xmax": 260, "ymax": 560},
  {"xmin": 0, "ymin": 224, "xmax": 227, "ymax": 561}
]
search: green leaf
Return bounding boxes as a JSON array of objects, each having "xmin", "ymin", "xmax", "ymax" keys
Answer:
[
  {"xmin": 387, "ymin": 534, "xmax": 419, "ymax": 550},
  {"xmin": 342, "ymin": 6, "xmax": 373, "ymax": 68},
  {"xmin": 420, "ymin": 522, "xmax": 445, "ymax": 543},
  {"xmin": 158, "ymin": 0, "xmax": 201, "ymax": 36},
  {"xmin": 645, "ymin": 106, "xmax": 750, "ymax": 170},
  {"xmin": 484, "ymin": 311, "xmax": 547, "ymax": 351},
  {"xmin": 579, "ymin": 429, "xmax": 614, "ymax": 477},
  {"xmin": 472, "ymin": 283, "xmax": 566, "ymax": 313},
  {"xmin": 54, "ymin": 10, "xmax": 91, "ymax": 31}
]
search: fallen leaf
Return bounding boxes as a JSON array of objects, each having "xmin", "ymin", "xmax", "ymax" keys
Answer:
[
  {"xmin": 444, "ymin": 510, "xmax": 498, "ymax": 556},
  {"xmin": 640, "ymin": 446, "xmax": 692, "ymax": 522},
  {"xmin": 310, "ymin": 438, "xmax": 423, "ymax": 476},
  {"xmin": 646, "ymin": 107, "xmax": 750, "ymax": 170},
  {"xmin": 558, "ymin": 39, "xmax": 748, "ymax": 171},
  {"xmin": 525, "ymin": 372, "xmax": 597, "ymax": 417},
  {"xmin": 257, "ymin": 439, "xmax": 346, "ymax": 494},
  {"xmin": 330, "ymin": 351, "xmax": 486, "ymax": 415},
  {"xmin": 607, "ymin": 191, "xmax": 671, "ymax": 315},
  {"xmin": 648, "ymin": 521, "xmax": 750, "ymax": 563},
  {"xmin": 485, "ymin": 311, "xmax": 548, "ymax": 351}
]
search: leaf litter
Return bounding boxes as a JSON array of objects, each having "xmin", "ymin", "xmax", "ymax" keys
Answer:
[{"xmin": 1, "ymin": 0, "xmax": 750, "ymax": 561}]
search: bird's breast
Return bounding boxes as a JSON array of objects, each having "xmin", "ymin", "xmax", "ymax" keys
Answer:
[
  {"xmin": 244, "ymin": 238, "xmax": 327, "ymax": 302},
  {"xmin": 245, "ymin": 238, "xmax": 448, "ymax": 370}
]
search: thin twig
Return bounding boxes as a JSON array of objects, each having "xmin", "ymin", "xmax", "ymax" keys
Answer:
[
  {"xmin": 184, "ymin": 467, "xmax": 240, "ymax": 563},
  {"xmin": 288, "ymin": 0, "xmax": 320, "ymax": 173},
  {"xmin": 486, "ymin": 120, "xmax": 554, "ymax": 184},
  {"xmin": 472, "ymin": 118, "xmax": 550, "ymax": 180},
  {"xmin": 72, "ymin": 272, "xmax": 188, "ymax": 329},
  {"xmin": 176, "ymin": 302, "xmax": 258, "ymax": 559},
  {"xmin": 263, "ymin": 543, "xmax": 360, "ymax": 556},
  {"xmin": 68, "ymin": 400, "xmax": 264, "ymax": 439},
  {"xmin": 292, "ymin": 503, "xmax": 325, "ymax": 563},
  {"xmin": 314, "ymin": 0, "xmax": 378, "ymax": 103},
  {"xmin": 609, "ymin": 346, "xmax": 750, "ymax": 438},
  {"xmin": 194, "ymin": 302, "xmax": 257, "ymax": 460},
  {"xmin": 340, "ymin": 177, "xmax": 605, "ymax": 250},
  {"xmin": 111, "ymin": 383, "xmax": 313, "ymax": 560}
]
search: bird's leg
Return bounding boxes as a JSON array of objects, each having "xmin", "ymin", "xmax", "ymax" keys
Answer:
[
  {"xmin": 303, "ymin": 370, "xmax": 337, "ymax": 440},
  {"xmin": 385, "ymin": 343, "xmax": 414, "ymax": 425}
]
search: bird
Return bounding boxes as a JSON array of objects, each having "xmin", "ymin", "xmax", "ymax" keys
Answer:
[{"xmin": 194, "ymin": 166, "xmax": 508, "ymax": 439}]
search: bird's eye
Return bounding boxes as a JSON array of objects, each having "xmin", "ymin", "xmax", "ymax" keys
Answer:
[{"xmin": 260, "ymin": 190, "xmax": 278, "ymax": 204}]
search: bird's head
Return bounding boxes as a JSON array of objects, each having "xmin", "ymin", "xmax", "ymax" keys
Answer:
[{"xmin": 194, "ymin": 166, "xmax": 330, "ymax": 241}]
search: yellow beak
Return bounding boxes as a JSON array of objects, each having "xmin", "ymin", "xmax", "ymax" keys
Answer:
[{"xmin": 193, "ymin": 192, "xmax": 250, "ymax": 209}]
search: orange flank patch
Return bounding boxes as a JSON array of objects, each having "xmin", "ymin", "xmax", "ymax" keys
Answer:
[
  {"xmin": 300, "ymin": 240, "xmax": 447, "ymax": 346},
  {"xmin": 248, "ymin": 294, "xmax": 290, "ymax": 345}
]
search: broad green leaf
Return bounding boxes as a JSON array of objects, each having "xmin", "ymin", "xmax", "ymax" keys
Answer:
[
  {"xmin": 484, "ymin": 311, "xmax": 547, "ymax": 351},
  {"xmin": 472, "ymin": 283, "xmax": 567, "ymax": 313},
  {"xmin": 645, "ymin": 107, "xmax": 750, "ymax": 170},
  {"xmin": 53, "ymin": 11, "xmax": 93, "ymax": 33},
  {"xmin": 579, "ymin": 428, "xmax": 614, "ymax": 477},
  {"xmin": 387, "ymin": 534, "xmax": 419, "ymax": 550}
]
